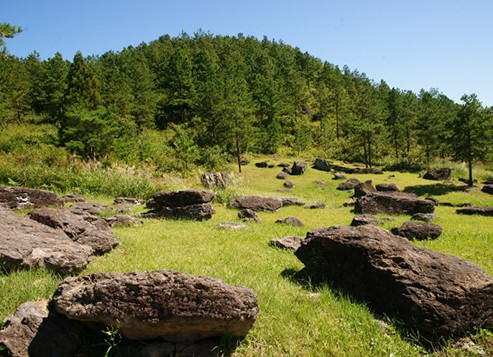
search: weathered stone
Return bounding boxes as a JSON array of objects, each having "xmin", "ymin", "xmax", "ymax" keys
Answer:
[
  {"xmin": 350, "ymin": 215, "xmax": 382, "ymax": 226},
  {"xmin": 456, "ymin": 206, "xmax": 493, "ymax": 216},
  {"xmin": 50, "ymin": 270, "xmax": 259, "ymax": 342},
  {"xmin": 255, "ymin": 161, "xmax": 269, "ymax": 168},
  {"xmin": 238, "ymin": 209, "xmax": 261, "ymax": 223},
  {"xmin": 228, "ymin": 196, "xmax": 283, "ymax": 212},
  {"xmin": 69, "ymin": 202, "xmax": 112, "ymax": 215},
  {"xmin": 295, "ymin": 225, "xmax": 493, "ymax": 336},
  {"xmin": 290, "ymin": 162, "xmax": 307, "ymax": 175},
  {"xmin": 337, "ymin": 178, "xmax": 361, "ymax": 190},
  {"xmin": 391, "ymin": 221, "xmax": 443, "ymax": 240},
  {"xmin": 276, "ymin": 172, "xmax": 288, "ymax": 180},
  {"xmin": 333, "ymin": 172, "xmax": 347, "ymax": 180},
  {"xmin": 353, "ymin": 180, "xmax": 376, "ymax": 197},
  {"xmin": 59, "ymin": 194, "xmax": 86, "ymax": 204},
  {"xmin": 284, "ymin": 180, "xmax": 295, "ymax": 188},
  {"xmin": 0, "ymin": 301, "xmax": 85, "ymax": 357},
  {"xmin": 201, "ymin": 172, "xmax": 231, "ymax": 190},
  {"xmin": 105, "ymin": 214, "xmax": 143, "ymax": 227},
  {"xmin": 282, "ymin": 167, "xmax": 293, "ymax": 175},
  {"xmin": 269, "ymin": 236, "xmax": 304, "ymax": 250},
  {"xmin": 422, "ymin": 168, "xmax": 452, "ymax": 181},
  {"xmin": 277, "ymin": 197, "xmax": 305, "ymax": 207},
  {"xmin": 114, "ymin": 197, "xmax": 144, "ymax": 205},
  {"xmin": 152, "ymin": 190, "xmax": 215, "ymax": 208},
  {"xmin": 355, "ymin": 192, "xmax": 435, "ymax": 215},
  {"xmin": 482, "ymin": 185, "xmax": 493, "ymax": 195},
  {"xmin": 29, "ymin": 208, "xmax": 119, "ymax": 255},
  {"xmin": 0, "ymin": 209, "xmax": 91, "ymax": 274},
  {"xmin": 313, "ymin": 158, "xmax": 331, "ymax": 172},
  {"xmin": 411, "ymin": 213, "xmax": 437, "ymax": 222},
  {"xmin": 356, "ymin": 167, "xmax": 384, "ymax": 174},
  {"xmin": 313, "ymin": 180, "xmax": 327, "ymax": 186},
  {"xmin": 276, "ymin": 162, "xmax": 290, "ymax": 168},
  {"xmin": 217, "ymin": 222, "xmax": 247, "ymax": 230},
  {"xmin": 275, "ymin": 216, "xmax": 304, "ymax": 227},
  {"xmin": 143, "ymin": 203, "xmax": 215, "ymax": 221},
  {"xmin": 306, "ymin": 202, "xmax": 326, "ymax": 209},
  {"xmin": 0, "ymin": 186, "xmax": 60, "ymax": 210},
  {"xmin": 375, "ymin": 183, "xmax": 399, "ymax": 192}
]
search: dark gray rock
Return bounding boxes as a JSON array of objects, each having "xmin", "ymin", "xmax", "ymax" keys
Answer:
[
  {"xmin": 375, "ymin": 183, "xmax": 399, "ymax": 192},
  {"xmin": 313, "ymin": 158, "xmax": 331, "ymax": 172},
  {"xmin": 355, "ymin": 192, "xmax": 435, "ymax": 215},
  {"xmin": 337, "ymin": 178, "xmax": 361, "ymax": 190},
  {"xmin": 105, "ymin": 214, "xmax": 143, "ymax": 227},
  {"xmin": 391, "ymin": 221, "xmax": 443, "ymax": 240},
  {"xmin": 422, "ymin": 168, "xmax": 452, "ymax": 181},
  {"xmin": 411, "ymin": 213, "xmax": 437, "ymax": 222},
  {"xmin": 275, "ymin": 216, "xmax": 304, "ymax": 227},
  {"xmin": 295, "ymin": 225, "xmax": 493, "ymax": 336},
  {"xmin": 333, "ymin": 172, "xmax": 347, "ymax": 180},
  {"xmin": 51, "ymin": 270, "xmax": 259, "ymax": 342},
  {"xmin": 313, "ymin": 180, "xmax": 327, "ymax": 186},
  {"xmin": 290, "ymin": 162, "xmax": 307, "ymax": 175},
  {"xmin": 59, "ymin": 194, "xmax": 86, "ymax": 204},
  {"xmin": 306, "ymin": 202, "xmax": 326, "ymax": 209},
  {"xmin": 238, "ymin": 209, "xmax": 261, "ymax": 223},
  {"xmin": 255, "ymin": 161, "xmax": 269, "ymax": 168},
  {"xmin": 284, "ymin": 180, "xmax": 295, "ymax": 188},
  {"xmin": 277, "ymin": 197, "xmax": 305, "ymax": 207},
  {"xmin": 228, "ymin": 196, "xmax": 283, "ymax": 212},
  {"xmin": 277, "ymin": 162, "xmax": 290, "ymax": 168},
  {"xmin": 152, "ymin": 190, "xmax": 215, "ymax": 208},
  {"xmin": 482, "ymin": 185, "xmax": 493, "ymax": 195},
  {"xmin": 114, "ymin": 197, "xmax": 144, "ymax": 205},
  {"xmin": 29, "ymin": 208, "xmax": 119, "ymax": 255},
  {"xmin": 200, "ymin": 172, "xmax": 231, "ymax": 190},
  {"xmin": 276, "ymin": 172, "xmax": 288, "ymax": 180},
  {"xmin": 353, "ymin": 180, "xmax": 376, "ymax": 198},
  {"xmin": 217, "ymin": 222, "xmax": 247, "ymax": 230},
  {"xmin": 69, "ymin": 202, "xmax": 112, "ymax": 215},
  {"xmin": 456, "ymin": 206, "xmax": 493, "ymax": 216},
  {"xmin": 269, "ymin": 236, "xmax": 304, "ymax": 250},
  {"xmin": 350, "ymin": 214, "xmax": 383, "ymax": 226},
  {"xmin": 0, "ymin": 209, "xmax": 91, "ymax": 274},
  {"xmin": 0, "ymin": 186, "xmax": 60, "ymax": 210},
  {"xmin": 143, "ymin": 203, "xmax": 215, "ymax": 221}
]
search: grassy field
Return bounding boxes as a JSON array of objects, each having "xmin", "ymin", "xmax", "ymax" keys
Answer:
[{"xmin": 1, "ymin": 157, "xmax": 493, "ymax": 356}]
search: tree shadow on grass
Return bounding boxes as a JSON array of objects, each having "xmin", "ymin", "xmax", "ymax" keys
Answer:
[{"xmin": 403, "ymin": 183, "xmax": 468, "ymax": 197}]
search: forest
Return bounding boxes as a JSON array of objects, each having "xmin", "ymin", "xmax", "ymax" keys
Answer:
[{"xmin": 1, "ymin": 30, "xmax": 492, "ymax": 178}]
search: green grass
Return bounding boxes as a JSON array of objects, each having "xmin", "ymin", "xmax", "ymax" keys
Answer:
[{"xmin": 1, "ymin": 157, "xmax": 492, "ymax": 356}]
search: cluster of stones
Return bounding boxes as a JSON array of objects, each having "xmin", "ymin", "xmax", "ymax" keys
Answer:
[
  {"xmin": 0, "ymin": 270, "xmax": 259, "ymax": 356},
  {"xmin": 143, "ymin": 189, "xmax": 216, "ymax": 221}
]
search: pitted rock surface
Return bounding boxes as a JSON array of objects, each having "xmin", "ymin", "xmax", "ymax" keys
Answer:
[
  {"xmin": 50, "ymin": 270, "xmax": 258, "ymax": 342},
  {"xmin": 295, "ymin": 225, "xmax": 493, "ymax": 336},
  {"xmin": 29, "ymin": 207, "xmax": 119, "ymax": 255},
  {"xmin": 152, "ymin": 190, "xmax": 214, "ymax": 208},
  {"xmin": 0, "ymin": 209, "xmax": 91, "ymax": 274},
  {"xmin": 0, "ymin": 186, "xmax": 60, "ymax": 210},
  {"xmin": 355, "ymin": 191, "xmax": 435, "ymax": 215},
  {"xmin": 391, "ymin": 221, "xmax": 443, "ymax": 240}
]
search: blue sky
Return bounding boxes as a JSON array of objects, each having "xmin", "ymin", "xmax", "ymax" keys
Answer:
[{"xmin": 4, "ymin": 1, "xmax": 493, "ymax": 106}]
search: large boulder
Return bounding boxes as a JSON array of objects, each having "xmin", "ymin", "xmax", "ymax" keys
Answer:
[
  {"xmin": 143, "ymin": 203, "xmax": 215, "ymax": 221},
  {"xmin": 481, "ymin": 184, "xmax": 493, "ymax": 195},
  {"xmin": 0, "ymin": 209, "xmax": 91, "ymax": 274},
  {"xmin": 50, "ymin": 270, "xmax": 259, "ymax": 342},
  {"xmin": 228, "ymin": 196, "xmax": 283, "ymax": 212},
  {"xmin": 295, "ymin": 225, "xmax": 493, "ymax": 336},
  {"xmin": 0, "ymin": 186, "xmax": 60, "ymax": 210},
  {"xmin": 355, "ymin": 192, "xmax": 435, "ymax": 215},
  {"xmin": 313, "ymin": 158, "xmax": 331, "ymax": 172},
  {"xmin": 29, "ymin": 208, "xmax": 119, "ymax": 255},
  {"xmin": 337, "ymin": 178, "xmax": 360, "ymax": 190},
  {"xmin": 391, "ymin": 221, "xmax": 443, "ymax": 240},
  {"xmin": 456, "ymin": 206, "xmax": 493, "ymax": 216},
  {"xmin": 375, "ymin": 183, "xmax": 399, "ymax": 192},
  {"xmin": 422, "ymin": 168, "xmax": 452, "ymax": 181},
  {"xmin": 353, "ymin": 180, "xmax": 376, "ymax": 198},
  {"xmin": 200, "ymin": 172, "xmax": 231, "ymax": 190},
  {"xmin": 151, "ymin": 190, "xmax": 214, "ymax": 208},
  {"xmin": 290, "ymin": 162, "xmax": 307, "ymax": 175}
]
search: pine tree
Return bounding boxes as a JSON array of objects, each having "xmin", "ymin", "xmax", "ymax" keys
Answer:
[{"xmin": 65, "ymin": 52, "xmax": 101, "ymax": 109}]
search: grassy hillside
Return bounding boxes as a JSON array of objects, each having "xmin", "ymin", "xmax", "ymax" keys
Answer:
[{"xmin": 1, "ymin": 158, "xmax": 492, "ymax": 356}]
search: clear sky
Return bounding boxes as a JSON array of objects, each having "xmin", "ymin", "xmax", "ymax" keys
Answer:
[{"xmin": 3, "ymin": 0, "xmax": 493, "ymax": 106}]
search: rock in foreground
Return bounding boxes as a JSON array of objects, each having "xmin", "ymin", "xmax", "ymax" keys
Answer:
[
  {"xmin": 355, "ymin": 192, "xmax": 435, "ymax": 215},
  {"xmin": 295, "ymin": 225, "xmax": 493, "ymax": 336},
  {"xmin": 0, "ymin": 209, "xmax": 91, "ymax": 274},
  {"xmin": 51, "ymin": 270, "xmax": 258, "ymax": 342}
]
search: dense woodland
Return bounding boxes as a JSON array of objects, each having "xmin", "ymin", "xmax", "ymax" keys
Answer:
[{"xmin": 1, "ymin": 30, "xmax": 492, "ymax": 175}]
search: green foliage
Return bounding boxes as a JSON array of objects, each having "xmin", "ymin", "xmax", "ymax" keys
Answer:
[
  {"xmin": 0, "ymin": 22, "xmax": 22, "ymax": 50},
  {"xmin": 168, "ymin": 123, "xmax": 201, "ymax": 173}
]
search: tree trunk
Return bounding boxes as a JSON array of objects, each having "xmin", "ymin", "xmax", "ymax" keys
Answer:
[{"xmin": 467, "ymin": 132, "xmax": 473, "ymax": 186}]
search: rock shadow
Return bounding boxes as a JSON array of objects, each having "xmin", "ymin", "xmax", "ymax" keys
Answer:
[{"xmin": 403, "ymin": 184, "xmax": 467, "ymax": 197}]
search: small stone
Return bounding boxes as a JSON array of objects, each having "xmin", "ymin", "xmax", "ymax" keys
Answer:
[{"xmin": 275, "ymin": 216, "xmax": 304, "ymax": 227}]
